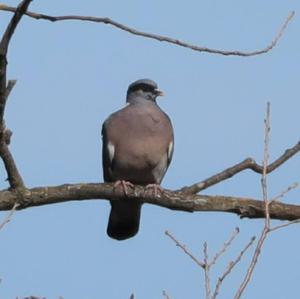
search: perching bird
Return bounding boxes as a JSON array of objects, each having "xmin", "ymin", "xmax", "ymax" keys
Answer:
[{"xmin": 101, "ymin": 79, "xmax": 174, "ymax": 240}]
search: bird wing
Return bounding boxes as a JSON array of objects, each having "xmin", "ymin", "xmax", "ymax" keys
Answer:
[{"xmin": 101, "ymin": 118, "xmax": 114, "ymax": 182}]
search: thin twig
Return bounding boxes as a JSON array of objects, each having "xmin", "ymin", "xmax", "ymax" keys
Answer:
[
  {"xmin": 0, "ymin": 5, "xmax": 294, "ymax": 57},
  {"xmin": 262, "ymin": 102, "xmax": 271, "ymax": 226},
  {"xmin": 209, "ymin": 227, "xmax": 239, "ymax": 267},
  {"xmin": 270, "ymin": 182, "xmax": 298, "ymax": 203},
  {"xmin": 165, "ymin": 230, "xmax": 205, "ymax": 268},
  {"xmin": 203, "ymin": 242, "xmax": 211, "ymax": 299},
  {"xmin": 180, "ymin": 140, "xmax": 300, "ymax": 194},
  {"xmin": 234, "ymin": 102, "xmax": 271, "ymax": 299},
  {"xmin": 0, "ymin": 201, "xmax": 19, "ymax": 230},
  {"xmin": 269, "ymin": 219, "xmax": 300, "ymax": 232},
  {"xmin": 211, "ymin": 236, "xmax": 256, "ymax": 299},
  {"xmin": 269, "ymin": 181, "xmax": 300, "ymax": 231}
]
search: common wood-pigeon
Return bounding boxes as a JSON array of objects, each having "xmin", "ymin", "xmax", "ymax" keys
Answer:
[{"xmin": 102, "ymin": 79, "xmax": 174, "ymax": 240}]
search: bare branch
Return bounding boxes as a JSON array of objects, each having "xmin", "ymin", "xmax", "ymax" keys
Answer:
[
  {"xmin": 269, "ymin": 219, "xmax": 300, "ymax": 232},
  {"xmin": 211, "ymin": 236, "xmax": 256, "ymax": 299},
  {"xmin": 0, "ymin": 5, "xmax": 294, "ymax": 57},
  {"xmin": 203, "ymin": 242, "xmax": 211, "ymax": 299},
  {"xmin": 166, "ymin": 229, "xmax": 255, "ymax": 299},
  {"xmin": 1, "ymin": 183, "xmax": 300, "ymax": 221},
  {"xmin": 262, "ymin": 102, "xmax": 271, "ymax": 226},
  {"xmin": 270, "ymin": 182, "xmax": 298, "ymax": 203},
  {"xmin": 0, "ymin": 140, "xmax": 25, "ymax": 188},
  {"xmin": 181, "ymin": 140, "xmax": 300, "ymax": 194},
  {"xmin": 0, "ymin": 201, "xmax": 18, "ymax": 230},
  {"xmin": 0, "ymin": 1, "xmax": 30, "ymax": 190},
  {"xmin": 0, "ymin": 0, "xmax": 33, "ymax": 56},
  {"xmin": 234, "ymin": 102, "xmax": 272, "ymax": 299},
  {"xmin": 165, "ymin": 230, "xmax": 205, "ymax": 268},
  {"xmin": 0, "ymin": 0, "xmax": 32, "ymax": 121},
  {"xmin": 268, "ymin": 182, "xmax": 300, "ymax": 231},
  {"xmin": 209, "ymin": 227, "xmax": 239, "ymax": 267}
]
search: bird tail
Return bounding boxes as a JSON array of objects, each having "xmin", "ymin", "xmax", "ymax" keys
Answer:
[{"xmin": 107, "ymin": 200, "xmax": 142, "ymax": 240}]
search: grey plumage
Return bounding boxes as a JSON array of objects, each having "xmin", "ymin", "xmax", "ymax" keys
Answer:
[{"xmin": 102, "ymin": 79, "xmax": 174, "ymax": 240}]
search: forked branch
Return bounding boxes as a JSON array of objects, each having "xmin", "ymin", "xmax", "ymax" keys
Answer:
[
  {"xmin": 181, "ymin": 140, "xmax": 300, "ymax": 194},
  {"xmin": 165, "ymin": 229, "xmax": 255, "ymax": 299},
  {"xmin": 0, "ymin": 0, "xmax": 32, "ymax": 190}
]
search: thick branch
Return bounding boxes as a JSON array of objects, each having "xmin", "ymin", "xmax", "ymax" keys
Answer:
[
  {"xmin": 0, "ymin": 183, "xmax": 300, "ymax": 222},
  {"xmin": 0, "ymin": 81, "xmax": 25, "ymax": 188},
  {"xmin": 0, "ymin": 0, "xmax": 32, "ymax": 121},
  {"xmin": 0, "ymin": 0, "xmax": 32, "ymax": 55},
  {"xmin": 181, "ymin": 140, "xmax": 300, "ymax": 194},
  {"xmin": 0, "ymin": 1, "xmax": 30, "ymax": 189},
  {"xmin": 0, "ymin": 5, "xmax": 294, "ymax": 57},
  {"xmin": 0, "ymin": 140, "xmax": 24, "ymax": 188}
]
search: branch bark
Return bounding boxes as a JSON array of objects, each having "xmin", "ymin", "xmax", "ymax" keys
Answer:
[
  {"xmin": 0, "ymin": 0, "xmax": 32, "ymax": 121},
  {"xmin": 181, "ymin": 140, "xmax": 300, "ymax": 194},
  {"xmin": 0, "ymin": 4, "xmax": 294, "ymax": 57},
  {"xmin": 0, "ymin": 0, "xmax": 31, "ymax": 190},
  {"xmin": 0, "ymin": 183, "xmax": 300, "ymax": 222}
]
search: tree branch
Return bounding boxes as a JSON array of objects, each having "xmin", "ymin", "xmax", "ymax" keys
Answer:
[
  {"xmin": 0, "ymin": 80, "xmax": 24, "ymax": 189},
  {"xmin": 165, "ymin": 230, "xmax": 205, "ymax": 268},
  {"xmin": 203, "ymin": 242, "xmax": 211, "ymax": 299},
  {"xmin": 0, "ymin": 1, "xmax": 30, "ymax": 190},
  {"xmin": 0, "ymin": 0, "xmax": 32, "ymax": 121},
  {"xmin": 181, "ymin": 140, "xmax": 300, "ymax": 194},
  {"xmin": 233, "ymin": 102, "xmax": 272, "ymax": 299},
  {"xmin": 211, "ymin": 236, "xmax": 256, "ymax": 299},
  {"xmin": 209, "ymin": 227, "xmax": 239, "ymax": 267},
  {"xmin": 0, "ymin": 140, "xmax": 24, "ymax": 189},
  {"xmin": 0, "ymin": 183, "xmax": 299, "ymax": 222},
  {"xmin": 0, "ymin": 201, "xmax": 19, "ymax": 230},
  {"xmin": 0, "ymin": 4, "xmax": 294, "ymax": 57}
]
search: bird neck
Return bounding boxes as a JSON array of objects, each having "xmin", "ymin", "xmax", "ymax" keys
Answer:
[{"xmin": 126, "ymin": 91, "xmax": 157, "ymax": 105}]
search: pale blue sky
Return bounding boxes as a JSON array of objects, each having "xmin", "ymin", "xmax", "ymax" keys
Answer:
[{"xmin": 0, "ymin": 1, "xmax": 299, "ymax": 298}]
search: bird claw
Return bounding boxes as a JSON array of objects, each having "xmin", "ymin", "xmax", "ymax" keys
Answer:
[
  {"xmin": 113, "ymin": 180, "xmax": 134, "ymax": 196},
  {"xmin": 145, "ymin": 184, "xmax": 164, "ymax": 197}
]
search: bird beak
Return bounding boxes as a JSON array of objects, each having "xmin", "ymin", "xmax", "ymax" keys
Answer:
[{"xmin": 154, "ymin": 88, "xmax": 164, "ymax": 97}]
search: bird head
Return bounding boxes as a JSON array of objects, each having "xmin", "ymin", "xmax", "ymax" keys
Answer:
[{"xmin": 126, "ymin": 79, "xmax": 164, "ymax": 104}]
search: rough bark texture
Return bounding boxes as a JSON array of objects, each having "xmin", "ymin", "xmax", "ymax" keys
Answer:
[{"xmin": 0, "ymin": 183, "xmax": 299, "ymax": 221}]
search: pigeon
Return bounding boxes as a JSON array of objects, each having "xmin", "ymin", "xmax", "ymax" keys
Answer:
[{"xmin": 102, "ymin": 79, "xmax": 174, "ymax": 240}]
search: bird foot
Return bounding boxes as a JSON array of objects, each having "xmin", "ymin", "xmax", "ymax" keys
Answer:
[
  {"xmin": 145, "ymin": 184, "xmax": 164, "ymax": 197},
  {"xmin": 113, "ymin": 180, "xmax": 134, "ymax": 196}
]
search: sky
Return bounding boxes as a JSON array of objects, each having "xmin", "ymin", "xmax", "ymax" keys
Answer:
[{"xmin": 0, "ymin": 0, "xmax": 300, "ymax": 298}]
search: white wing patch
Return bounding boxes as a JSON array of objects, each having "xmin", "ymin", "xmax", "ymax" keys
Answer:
[
  {"xmin": 168, "ymin": 141, "xmax": 174, "ymax": 161},
  {"xmin": 107, "ymin": 141, "xmax": 115, "ymax": 164},
  {"xmin": 152, "ymin": 155, "xmax": 168, "ymax": 184}
]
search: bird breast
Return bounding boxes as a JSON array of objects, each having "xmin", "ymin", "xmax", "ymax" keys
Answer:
[{"xmin": 107, "ymin": 104, "xmax": 173, "ymax": 183}]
